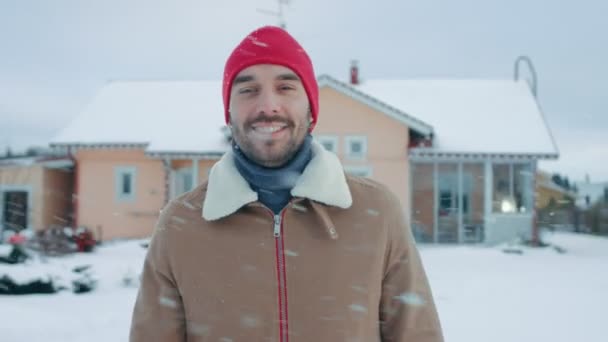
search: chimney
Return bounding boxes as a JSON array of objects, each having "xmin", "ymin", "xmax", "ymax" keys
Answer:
[{"xmin": 350, "ymin": 60, "xmax": 359, "ymax": 85}]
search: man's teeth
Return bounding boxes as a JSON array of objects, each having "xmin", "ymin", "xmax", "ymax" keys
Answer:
[{"xmin": 254, "ymin": 126, "xmax": 285, "ymax": 133}]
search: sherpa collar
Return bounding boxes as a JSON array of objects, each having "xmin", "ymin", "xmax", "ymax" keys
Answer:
[{"xmin": 202, "ymin": 140, "xmax": 352, "ymax": 221}]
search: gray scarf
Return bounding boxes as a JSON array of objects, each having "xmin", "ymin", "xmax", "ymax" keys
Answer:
[{"xmin": 232, "ymin": 135, "xmax": 313, "ymax": 214}]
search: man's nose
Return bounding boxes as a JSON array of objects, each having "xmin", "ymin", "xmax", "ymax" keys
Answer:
[{"xmin": 255, "ymin": 89, "xmax": 281, "ymax": 114}]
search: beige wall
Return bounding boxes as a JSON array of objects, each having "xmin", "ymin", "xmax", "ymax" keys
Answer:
[
  {"xmin": 171, "ymin": 160, "xmax": 192, "ymax": 170},
  {"xmin": 0, "ymin": 165, "xmax": 74, "ymax": 232},
  {"xmin": 197, "ymin": 160, "xmax": 217, "ymax": 185},
  {"xmin": 42, "ymin": 168, "xmax": 73, "ymax": 229},
  {"xmin": 316, "ymin": 86, "xmax": 410, "ymax": 208},
  {"xmin": 0, "ymin": 165, "xmax": 44, "ymax": 231},
  {"xmin": 76, "ymin": 149, "xmax": 165, "ymax": 240},
  {"xmin": 76, "ymin": 149, "xmax": 221, "ymax": 240}
]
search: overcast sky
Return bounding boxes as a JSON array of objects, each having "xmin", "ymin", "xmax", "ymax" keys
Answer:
[{"xmin": 1, "ymin": 0, "xmax": 607, "ymax": 181}]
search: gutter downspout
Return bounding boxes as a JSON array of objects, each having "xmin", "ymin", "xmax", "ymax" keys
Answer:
[
  {"xmin": 68, "ymin": 146, "xmax": 79, "ymax": 229},
  {"xmin": 162, "ymin": 158, "xmax": 171, "ymax": 205}
]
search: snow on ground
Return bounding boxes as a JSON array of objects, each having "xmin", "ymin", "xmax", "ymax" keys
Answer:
[
  {"xmin": 0, "ymin": 231, "xmax": 606, "ymax": 342},
  {"xmin": 425, "ymin": 231, "xmax": 608, "ymax": 342},
  {"xmin": 0, "ymin": 239, "xmax": 147, "ymax": 342}
]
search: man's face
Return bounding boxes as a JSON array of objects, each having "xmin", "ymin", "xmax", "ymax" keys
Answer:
[{"xmin": 229, "ymin": 64, "xmax": 311, "ymax": 168}]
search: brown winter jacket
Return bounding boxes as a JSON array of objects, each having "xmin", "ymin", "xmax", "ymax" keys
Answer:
[{"xmin": 130, "ymin": 141, "xmax": 444, "ymax": 342}]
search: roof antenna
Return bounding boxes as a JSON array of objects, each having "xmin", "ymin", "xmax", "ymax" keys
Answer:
[
  {"xmin": 514, "ymin": 55, "xmax": 538, "ymax": 98},
  {"xmin": 257, "ymin": 0, "xmax": 290, "ymax": 29}
]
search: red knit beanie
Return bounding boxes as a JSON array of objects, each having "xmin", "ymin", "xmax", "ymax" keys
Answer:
[{"xmin": 223, "ymin": 26, "xmax": 319, "ymax": 131}]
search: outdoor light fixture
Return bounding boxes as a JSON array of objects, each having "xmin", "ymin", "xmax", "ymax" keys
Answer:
[{"xmin": 501, "ymin": 198, "xmax": 516, "ymax": 213}]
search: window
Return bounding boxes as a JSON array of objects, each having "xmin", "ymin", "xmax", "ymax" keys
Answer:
[
  {"xmin": 345, "ymin": 136, "xmax": 368, "ymax": 160},
  {"xmin": 315, "ymin": 135, "xmax": 338, "ymax": 154},
  {"xmin": 437, "ymin": 169, "xmax": 458, "ymax": 216},
  {"xmin": 343, "ymin": 165, "xmax": 372, "ymax": 178},
  {"xmin": 172, "ymin": 167, "xmax": 194, "ymax": 198},
  {"xmin": 492, "ymin": 163, "xmax": 532, "ymax": 213},
  {"xmin": 513, "ymin": 164, "xmax": 533, "ymax": 212},
  {"xmin": 122, "ymin": 174, "xmax": 132, "ymax": 194},
  {"xmin": 115, "ymin": 166, "xmax": 136, "ymax": 202}
]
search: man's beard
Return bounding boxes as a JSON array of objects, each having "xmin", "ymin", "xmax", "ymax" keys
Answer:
[{"xmin": 231, "ymin": 115, "xmax": 310, "ymax": 168}]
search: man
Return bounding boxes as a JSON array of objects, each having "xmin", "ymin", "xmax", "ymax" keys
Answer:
[{"xmin": 130, "ymin": 25, "xmax": 444, "ymax": 342}]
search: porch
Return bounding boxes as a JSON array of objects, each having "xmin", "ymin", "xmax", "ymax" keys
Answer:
[{"xmin": 410, "ymin": 156, "xmax": 536, "ymax": 244}]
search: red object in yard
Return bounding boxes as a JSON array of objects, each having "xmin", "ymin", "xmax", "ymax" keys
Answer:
[
  {"xmin": 8, "ymin": 233, "xmax": 26, "ymax": 245},
  {"xmin": 74, "ymin": 229, "xmax": 96, "ymax": 252}
]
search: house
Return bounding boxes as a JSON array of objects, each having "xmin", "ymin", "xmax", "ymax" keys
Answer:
[
  {"xmin": 50, "ymin": 82, "xmax": 227, "ymax": 240},
  {"xmin": 535, "ymin": 170, "xmax": 578, "ymax": 232},
  {"xmin": 0, "ymin": 155, "xmax": 73, "ymax": 241},
  {"xmin": 50, "ymin": 65, "xmax": 558, "ymax": 244},
  {"xmin": 535, "ymin": 170, "xmax": 576, "ymax": 209},
  {"xmin": 575, "ymin": 177, "xmax": 608, "ymax": 210}
]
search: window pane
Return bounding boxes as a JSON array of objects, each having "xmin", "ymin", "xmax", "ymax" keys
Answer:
[
  {"xmin": 437, "ymin": 163, "xmax": 458, "ymax": 242},
  {"xmin": 514, "ymin": 164, "xmax": 533, "ymax": 213},
  {"xmin": 351, "ymin": 141, "xmax": 362, "ymax": 154},
  {"xmin": 492, "ymin": 164, "xmax": 512, "ymax": 213},
  {"xmin": 122, "ymin": 173, "xmax": 132, "ymax": 194},
  {"xmin": 183, "ymin": 173, "xmax": 193, "ymax": 192}
]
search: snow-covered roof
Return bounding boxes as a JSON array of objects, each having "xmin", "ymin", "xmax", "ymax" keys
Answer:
[
  {"xmin": 52, "ymin": 77, "xmax": 559, "ymax": 159},
  {"xmin": 354, "ymin": 79, "xmax": 559, "ymax": 158},
  {"xmin": 575, "ymin": 181, "xmax": 608, "ymax": 207},
  {"xmin": 50, "ymin": 81, "xmax": 229, "ymax": 155},
  {"xmin": 0, "ymin": 156, "xmax": 73, "ymax": 169}
]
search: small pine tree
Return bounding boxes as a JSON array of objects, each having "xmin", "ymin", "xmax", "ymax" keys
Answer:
[{"xmin": 552, "ymin": 174, "xmax": 563, "ymax": 187}]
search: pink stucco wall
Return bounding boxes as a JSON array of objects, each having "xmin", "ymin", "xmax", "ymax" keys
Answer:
[
  {"xmin": 42, "ymin": 168, "xmax": 73, "ymax": 229},
  {"xmin": 315, "ymin": 86, "xmax": 410, "ymax": 208},
  {"xmin": 76, "ymin": 149, "xmax": 220, "ymax": 240},
  {"xmin": 0, "ymin": 165, "xmax": 44, "ymax": 231},
  {"xmin": 76, "ymin": 149, "xmax": 165, "ymax": 240},
  {"xmin": 0, "ymin": 165, "xmax": 73, "ymax": 232}
]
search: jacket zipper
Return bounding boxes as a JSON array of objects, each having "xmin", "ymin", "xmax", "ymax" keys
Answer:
[{"xmin": 273, "ymin": 212, "xmax": 289, "ymax": 342}]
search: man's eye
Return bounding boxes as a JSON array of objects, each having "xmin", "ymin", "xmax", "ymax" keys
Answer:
[
  {"xmin": 279, "ymin": 85, "xmax": 294, "ymax": 91},
  {"xmin": 239, "ymin": 87, "xmax": 255, "ymax": 94}
]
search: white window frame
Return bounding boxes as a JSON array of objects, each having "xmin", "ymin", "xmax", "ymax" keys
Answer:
[
  {"xmin": 171, "ymin": 166, "xmax": 194, "ymax": 198},
  {"xmin": 345, "ymin": 135, "xmax": 368, "ymax": 160},
  {"xmin": 343, "ymin": 165, "xmax": 373, "ymax": 178},
  {"xmin": 115, "ymin": 166, "xmax": 136, "ymax": 202},
  {"xmin": 315, "ymin": 135, "xmax": 339, "ymax": 154},
  {"xmin": 0, "ymin": 185, "xmax": 34, "ymax": 233}
]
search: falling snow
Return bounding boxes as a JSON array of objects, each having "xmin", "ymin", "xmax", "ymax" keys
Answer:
[
  {"xmin": 349, "ymin": 304, "xmax": 368, "ymax": 313},
  {"xmin": 158, "ymin": 296, "xmax": 178, "ymax": 309},
  {"xmin": 394, "ymin": 292, "xmax": 426, "ymax": 306}
]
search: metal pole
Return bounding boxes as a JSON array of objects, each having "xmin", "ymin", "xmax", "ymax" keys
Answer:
[
  {"xmin": 514, "ymin": 55, "xmax": 538, "ymax": 98},
  {"xmin": 257, "ymin": 0, "xmax": 290, "ymax": 30}
]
